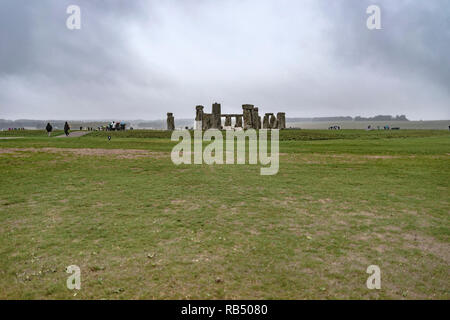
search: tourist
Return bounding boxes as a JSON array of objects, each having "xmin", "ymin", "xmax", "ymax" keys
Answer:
[
  {"xmin": 64, "ymin": 122, "xmax": 70, "ymax": 136},
  {"xmin": 46, "ymin": 122, "xmax": 53, "ymax": 137}
]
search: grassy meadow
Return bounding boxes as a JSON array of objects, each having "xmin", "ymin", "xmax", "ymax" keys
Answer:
[{"xmin": 0, "ymin": 129, "xmax": 449, "ymax": 299}]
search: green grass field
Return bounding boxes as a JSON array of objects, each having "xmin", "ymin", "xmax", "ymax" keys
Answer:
[
  {"xmin": 0, "ymin": 130, "xmax": 64, "ymax": 137},
  {"xmin": 0, "ymin": 129, "xmax": 449, "ymax": 299}
]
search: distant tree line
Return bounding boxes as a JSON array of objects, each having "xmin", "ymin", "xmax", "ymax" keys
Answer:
[
  {"xmin": 354, "ymin": 115, "xmax": 408, "ymax": 121},
  {"xmin": 0, "ymin": 119, "xmax": 66, "ymax": 130},
  {"xmin": 288, "ymin": 116, "xmax": 353, "ymax": 122},
  {"xmin": 288, "ymin": 115, "xmax": 409, "ymax": 122},
  {"xmin": 137, "ymin": 119, "xmax": 194, "ymax": 129}
]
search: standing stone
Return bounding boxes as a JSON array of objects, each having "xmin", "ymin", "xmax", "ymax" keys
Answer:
[
  {"xmin": 225, "ymin": 115, "xmax": 232, "ymax": 127},
  {"xmin": 269, "ymin": 114, "xmax": 277, "ymax": 129},
  {"xmin": 252, "ymin": 107, "xmax": 260, "ymax": 129},
  {"xmin": 235, "ymin": 115, "xmax": 243, "ymax": 128},
  {"xmin": 242, "ymin": 104, "xmax": 254, "ymax": 130},
  {"xmin": 258, "ymin": 116, "xmax": 262, "ymax": 129},
  {"xmin": 212, "ymin": 102, "xmax": 221, "ymax": 129},
  {"xmin": 263, "ymin": 114, "xmax": 270, "ymax": 129},
  {"xmin": 167, "ymin": 113, "xmax": 175, "ymax": 130},
  {"xmin": 195, "ymin": 105, "xmax": 204, "ymax": 122},
  {"xmin": 276, "ymin": 112, "xmax": 286, "ymax": 129},
  {"xmin": 202, "ymin": 114, "xmax": 213, "ymax": 130},
  {"xmin": 195, "ymin": 105, "xmax": 204, "ymax": 130}
]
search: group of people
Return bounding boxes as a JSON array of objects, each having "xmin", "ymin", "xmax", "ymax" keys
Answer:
[
  {"xmin": 328, "ymin": 125, "xmax": 341, "ymax": 130},
  {"xmin": 104, "ymin": 121, "xmax": 126, "ymax": 131},
  {"xmin": 44, "ymin": 121, "xmax": 128, "ymax": 136},
  {"xmin": 45, "ymin": 122, "xmax": 71, "ymax": 137},
  {"xmin": 80, "ymin": 127, "xmax": 95, "ymax": 131}
]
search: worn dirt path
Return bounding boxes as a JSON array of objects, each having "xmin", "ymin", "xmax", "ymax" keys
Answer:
[{"xmin": 55, "ymin": 131, "xmax": 90, "ymax": 138}]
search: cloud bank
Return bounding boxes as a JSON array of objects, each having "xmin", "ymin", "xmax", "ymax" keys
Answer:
[{"xmin": 1, "ymin": 0, "xmax": 449, "ymax": 120}]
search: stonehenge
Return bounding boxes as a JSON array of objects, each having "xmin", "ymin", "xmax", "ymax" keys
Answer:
[
  {"xmin": 169, "ymin": 103, "xmax": 285, "ymax": 131},
  {"xmin": 194, "ymin": 103, "xmax": 285, "ymax": 130}
]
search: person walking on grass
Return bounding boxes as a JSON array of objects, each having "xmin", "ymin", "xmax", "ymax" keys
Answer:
[
  {"xmin": 64, "ymin": 121, "xmax": 70, "ymax": 136},
  {"xmin": 46, "ymin": 122, "xmax": 53, "ymax": 137}
]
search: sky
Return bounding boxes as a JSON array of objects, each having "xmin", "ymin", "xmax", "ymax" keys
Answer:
[{"xmin": 0, "ymin": 0, "xmax": 449, "ymax": 120}]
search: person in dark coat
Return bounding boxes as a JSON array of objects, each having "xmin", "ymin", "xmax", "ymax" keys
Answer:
[
  {"xmin": 46, "ymin": 123, "xmax": 53, "ymax": 137},
  {"xmin": 64, "ymin": 122, "xmax": 70, "ymax": 136}
]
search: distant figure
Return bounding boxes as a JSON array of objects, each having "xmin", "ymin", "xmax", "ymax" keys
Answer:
[
  {"xmin": 64, "ymin": 122, "xmax": 70, "ymax": 136},
  {"xmin": 46, "ymin": 123, "xmax": 53, "ymax": 137}
]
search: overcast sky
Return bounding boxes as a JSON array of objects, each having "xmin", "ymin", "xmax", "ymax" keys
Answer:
[{"xmin": 1, "ymin": 0, "xmax": 449, "ymax": 120}]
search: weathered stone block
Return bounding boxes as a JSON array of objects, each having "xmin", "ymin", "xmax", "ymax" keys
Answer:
[
  {"xmin": 252, "ymin": 107, "xmax": 260, "ymax": 129},
  {"xmin": 201, "ymin": 114, "xmax": 210, "ymax": 130},
  {"xmin": 263, "ymin": 114, "xmax": 270, "ymax": 129},
  {"xmin": 276, "ymin": 112, "xmax": 286, "ymax": 129},
  {"xmin": 225, "ymin": 115, "xmax": 232, "ymax": 127},
  {"xmin": 212, "ymin": 103, "xmax": 221, "ymax": 129},
  {"xmin": 195, "ymin": 105, "xmax": 204, "ymax": 121},
  {"xmin": 269, "ymin": 114, "xmax": 276, "ymax": 129},
  {"xmin": 167, "ymin": 113, "xmax": 175, "ymax": 130},
  {"xmin": 242, "ymin": 104, "xmax": 254, "ymax": 130},
  {"xmin": 235, "ymin": 115, "xmax": 243, "ymax": 128}
]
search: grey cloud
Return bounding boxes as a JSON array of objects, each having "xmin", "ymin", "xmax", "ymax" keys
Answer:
[
  {"xmin": 321, "ymin": 0, "xmax": 450, "ymax": 88},
  {"xmin": 0, "ymin": 0, "xmax": 448, "ymax": 120}
]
